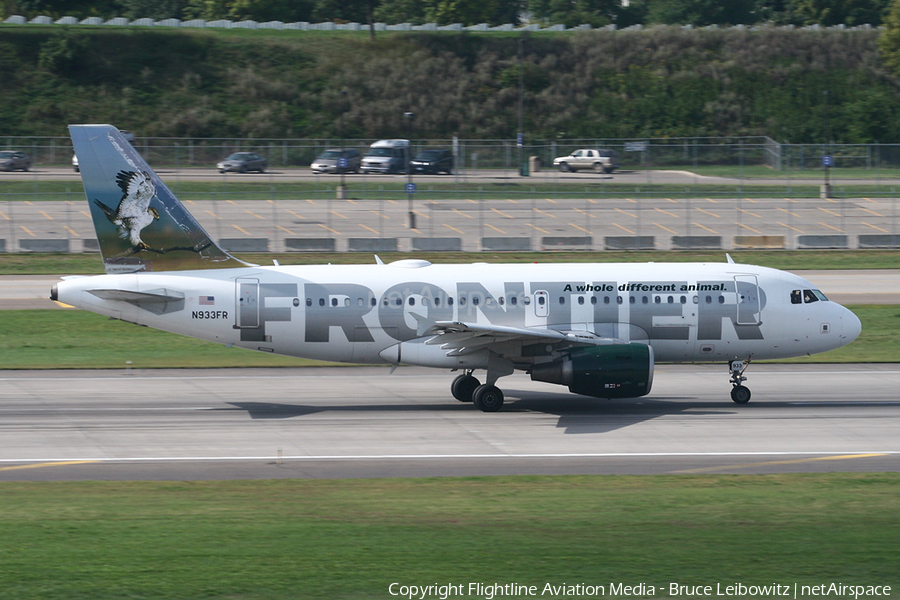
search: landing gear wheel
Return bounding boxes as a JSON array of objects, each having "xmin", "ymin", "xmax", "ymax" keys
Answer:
[
  {"xmin": 451, "ymin": 374, "xmax": 480, "ymax": 402},
  {"xmin": 731, "ymin": 385, "xmax": 751, "ymax": 404},
  {"xmin": 473, "ymin": 385, "xmax": 504, "ymax": 412}
]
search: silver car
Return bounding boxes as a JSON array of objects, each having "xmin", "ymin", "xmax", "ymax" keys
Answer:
[
  {"xmin": 553, "ymin": 148, "xmax": 620, "ymax": 173},
  {"xmin": 217, "ymin": 152, "xmax": 267, "ymax": 173},
  {"xmin": 311, "ymin": 148, "xmax": 361, "ymax": 174},
  {"xmin": 0, "ymin": 151, "xmax": 31, "ymax": 172}
]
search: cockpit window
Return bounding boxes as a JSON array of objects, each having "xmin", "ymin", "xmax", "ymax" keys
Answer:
[
  {"xmin": 791, "ymin": 290, "xmax": 802, "ymax": 304},
  {"xmin": 802, "ymin": 289, "xmax": 828, "ymax": 303}
]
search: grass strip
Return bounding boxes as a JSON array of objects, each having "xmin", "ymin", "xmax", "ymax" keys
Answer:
[
  {"xmin": 0, "ymin": 475, "xmax": 897, "ymax": 599},
  {"xmin": 1, "ymin": 305, "xmax": 896, "ymax": 369}
]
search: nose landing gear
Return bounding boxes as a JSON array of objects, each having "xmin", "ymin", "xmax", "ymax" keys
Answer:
[{"xmin": 729, "ymin": 358, "xmax": 752, "ymax": 404}]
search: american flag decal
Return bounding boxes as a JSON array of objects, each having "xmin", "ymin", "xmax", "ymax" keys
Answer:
[{"xmin": 199, "ymin": 296, "xmax": 215, "ymax": 305}]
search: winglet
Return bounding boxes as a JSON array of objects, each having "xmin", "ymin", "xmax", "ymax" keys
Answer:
[
  {"xmin": 70, "ymin": 124, "xmax": 252, "ymax": 274},
  {"xmin": 726, "ymin": 253, "xmax": 735, "ymax": 264}
]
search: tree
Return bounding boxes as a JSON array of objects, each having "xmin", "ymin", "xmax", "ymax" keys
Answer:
[
  {"xmin": 638, "ymin": 0, "xmax": 759, "ymax": 26},
  {"xmin": 879, "ymin": 0, "xmax": 900, "ymax": 74},
  {"xmin": 791, "ymin": 0, "xmax": 889, "ymax": 26},
  {"xmin": 527, "ymin": 0, "xmax": 619, "ymax": 28}
]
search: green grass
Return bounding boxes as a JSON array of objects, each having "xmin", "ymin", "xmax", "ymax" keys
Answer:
[
  {"xmin": 1, "ymin": 305, "xmax": 895, "ymax": 369},
  {"xmin": 5, "ymin": 249, "xmax": 900, "ymax": 275},
  {"xmin": 0, "ymin": 475, "xmax": 897, "ymax": 599}
]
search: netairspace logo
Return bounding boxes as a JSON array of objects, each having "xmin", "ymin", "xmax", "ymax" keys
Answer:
[{"xmin": 387, "ymin": 582, "xmax": 893, "ymax": 599}]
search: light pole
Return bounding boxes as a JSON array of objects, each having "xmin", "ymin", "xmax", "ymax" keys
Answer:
[
  {"xmin": 404, "ymin": 111, "xmax": 415, "ymax": 229},
  {"xmin": 338, "ymin": 90, "xmax": 348, "ymax": 199}
]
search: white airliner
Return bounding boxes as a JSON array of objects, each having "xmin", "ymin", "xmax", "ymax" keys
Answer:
[{"xmin": 52, "ymin": 125, "xmax": 861, "ymax": 411}]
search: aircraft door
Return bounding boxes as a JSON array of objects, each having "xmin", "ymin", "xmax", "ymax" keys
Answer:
[
  {"xmin": 236, "ymin": 277, "xmax": 260, "ymax": 328},
  {"xmin": 534, "ymin": 290, "xmax": 549, "ymax": 318},
  {"xmin": 734, "ymin": 275, "xmax": 762, "ymax": 325}
]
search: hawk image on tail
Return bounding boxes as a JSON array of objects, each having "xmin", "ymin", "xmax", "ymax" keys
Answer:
[{"xmin": 94, "ymin": 170, "xmax": 160, "ymax": 250}]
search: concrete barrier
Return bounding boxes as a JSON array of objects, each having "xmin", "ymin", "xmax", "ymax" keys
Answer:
[
  {"xmin": 733, "ymin": 235, "xmax": 784, "ymax": 249},
  {"xmin": 349, "ymin": 238, "xmax": 398, "ymax": 252},
  {"xmin": 412, "ymin": 237, "xmax": 462, "ymax": 252},
  {"xmin": 82, "ymin": 239, "xmax": 100, "ymax": 253},
  {"xmin": 20, "ymin": 239, "xmax": 69, "ymax": 252},
  {"xmin": 672, "ymin": 235, "xmax": 721, "ymax": 250},
  {"xmin": 797, "ymin": 235, "xmax": 848, "ymax": 249},
  {"xmin": 482, "ymin": 237, "xmax": 531, "ymax": 251},
  {"xmin": 541, "ymin": 236, "xmax": 592, "ymax": 250},
  {"xmin": 219, "ymin": 238, "xmax": 269, "ymax": 252},
  {"xmin": 858, "ymin": 234, "xmax": 900, "ymax": 248},
  {"xmin": 0, "ymin": 239, "xmax": 5, "ymax": 252},
  {"xmin": 285, "ymin": 238, "xmax": 336, "ymax": 252},
  {"xmin": 605, "ymin": 236, "xmax": 654, "ymax": 250}
]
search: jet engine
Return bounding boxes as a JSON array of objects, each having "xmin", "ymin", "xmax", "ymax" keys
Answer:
[{"xmin": 530, "ymin": 343, "xmax": 654, "ymax": 399}]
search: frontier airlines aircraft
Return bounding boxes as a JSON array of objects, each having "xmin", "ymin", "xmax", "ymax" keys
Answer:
[{"xmin": 52, "ymin": 125, "xmax": 861, "ymax": 411}]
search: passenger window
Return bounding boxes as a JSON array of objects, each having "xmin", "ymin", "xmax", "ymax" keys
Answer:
[
  {"xmin": 559, "ymin": 296, "xmax": 565, "ymax": 305},
  {"xmin": 578, "ymin": 296, "xmax": 585, "ymax": 305},
  {"xmin": 791, "ymin": 290, "xmax": 802, "ymax": 304},
  {"xmin": 617, "ymin": 296, "xmax": 623, "ymax": 305},
  {"xmin": 319, "ymin": 298, "xmax": 325, "ymax": 307},
  {"xmin": 642, "ymin": 296, "xmax": 649, "ymax": 304},
  {"xmin": 718, "ymin": 296, "xmax": 725, "ymax": 304},
  {"xmin": 510, "ymin": 296, "xmax": 517, "ymax": 306},
  {"xmin": 408, "ymin": 298, "xmax": 415, "ymax": 306},
  {"xmin": 306, "ymin": 298, "xmax": 312, "ymax": 307},
  {"xmin": 706, "ymin": 296, "xmax": 712, "ymax": 304}
]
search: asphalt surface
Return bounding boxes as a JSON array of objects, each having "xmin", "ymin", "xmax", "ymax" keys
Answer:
[
  {"xmin": 4, "ymin": 167, "xmax": 900, "ymax": 253},
  {"xmin": 1, "ymin": 364, "xmax": 899, "ymax": 481}
]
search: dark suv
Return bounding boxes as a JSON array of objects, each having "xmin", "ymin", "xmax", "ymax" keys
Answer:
[{"xmin": 410, "ymin": 149, "xmax": 453, "ymax": 175}]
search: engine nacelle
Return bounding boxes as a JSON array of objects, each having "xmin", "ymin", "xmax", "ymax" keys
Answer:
[{"xmin": 530, "ymin": 343, "xmax": 654, "ymax": 399}]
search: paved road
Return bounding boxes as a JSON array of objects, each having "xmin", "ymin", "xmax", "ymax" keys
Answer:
[
  {"xmin": 3, "ymin": 167, "xmax": 899, "ymax": 252},
  {"xmin": 3, "ymin": 270, "xmax": 898, "ymax": 310},
  {"xmin": 1, "ymin": 365, "xmax": 898, "ymax": 481}
]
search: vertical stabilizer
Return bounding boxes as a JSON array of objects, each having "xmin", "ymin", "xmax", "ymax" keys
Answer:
[{"xmin": 70, "ymin": 124, "xmax": 250, "ymax": 273}]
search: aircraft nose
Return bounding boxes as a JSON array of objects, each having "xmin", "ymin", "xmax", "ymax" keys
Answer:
[{"xmin": 840, "ymin": 306, "xmax": 862, "ymax": 346}]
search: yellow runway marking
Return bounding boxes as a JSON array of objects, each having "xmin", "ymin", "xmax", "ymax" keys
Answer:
[
  {"xmin": 276, "ymin": 225, "xmax": 296, "ymax": 235},
  {"xmin": 545, "ymin": 198, "xmax": 558, "ymax": 204},
  {"xmin": 330, "ymin": 210, "xmax": 348, "ymax": 219},
  {"xmin": 654, "ymin": 223, "xmax": 677, "ymax": 234},
  {"xmin": 569, "ymin": 223, "xmax": 591, "ymax": 234},
  {"xmin": 444, "ymin": 224, "xmax": 466, "ymax": 235},
  {"xmin": 306, "ymin": 199, "xmax": 317, "ymax": 205},
  {"xmin": 818, "ymin": 207, "xmax": 841, "ymax": 217},
  {"xmin": 0, "ymin": 209, "xmax": 9, "ymax": 220},
  {"xmin": 204, "ymin": 210, "xmax": 221, "ymax": 220},
  {"xmin": 737, "ymin": 223, "xmax": 761, "ymax": 234},
  {"xmin": 0, "ymin": 460, "xmax": 100, "ymax": 472},
  {"xmin": 232, "ymin": 225, "xmax": 251, "ymax": 235},
  {"xmin": 467, "ymin": 199, "xmax": 478, "ymax": 204},
  {"xmin": 654, "ymin": 207, "xmax": 678, "ymax": 218},
  {"xmin": 359, "ymin": 223, "xmax": 379, "ymax": 234},
  {"xmin": 675, "ymin": 453, "xmax": 887, "ymax": 474},
  {"xmin": 227, "ymin": 200, "xmax": 237, "ymax": 205},
  {"xmin": 286, "ymin": 210, "xmax": 305, "ymax": 220},
  {"xmin": 80, "ymin": 210, "xmax": 91, "ymax": 218},
  {"xmin": 666, "ymin": 198, "xmax": 678, "ymax": 204},
  {"xmin": 533, "ymin": 208, "xmax": 557, "ymax": 219},
  {"xmin": 745, "ymin": 197, "xmax": 758, "ymax": 203},
  {"xmin": 862, "ymin": 222, "xmax": 889, "ymax": 233},
  {"xmin": 64, "ymin": 226, "xmax": 79, "ymax": 237},
  {"xmin": 736, "ymin": 207, "xmax": 761, "ymax": 218},
  {"xmin": 777, "ymin": 207, "xmax": 800, "ymax": 218},
  {"xmin": 614, "ymin": 207, "xmax": 636, "ymax": 219},
  {"xmin": 692, "ymin": 223, "xmax": 717, "ymax": 234},
  {"xmin": 859, "ymin": 207, "xmax": 884, "ymax": 217},
  {"xmin": 453, "ymin": 208, "xmax": 472, "ymax": 219},
  {"xmin": 573, "ymin": 208, "xmax": 596, "ymax": 218},
  {"xmin": 492, "ymin": 208, "xmax": 514, "ymax": 219},
  {"xmin": 317, "ymin": 224, "xmax": 340, "ymax": 235},
  {"xmin": 862, "ymin": 197, "xmax": 878, "ymax": 203},
  {"xmin": 40, "ymin": 210, "xmax": 54, "ymax": 220},
  {"xmin": 778, "ymin": 222, "xmax": 804, "ymax": 233},
  {"xmin": 819, "ymin": 221, "xmax": 843, "ymax": 232},
  {"xmin": 625, "ymin": 198, "xmax": 637, "ymax": 204},
  {"xmin": 244, "ymin": 210, "xmax": 264, "ymax": 220},
  {"xmin": 370, "ymin": 210, "xmax": 388, "ymax": 220},
  {"xmin": 20, "ymin": 225, "xmax": 36, "ymax": 237},
  {"xmin": 695, "ymin": 207, "xmax": 720, "ymax": 218},
  {"xmin": 528, "ymin": 223, "xmax": 551, "ymax": 234},
  {"xmin": 485, "ymin": 223, "xmax": 506, "ymax": 234},
  {"xmin": 612, "ymin": 222, "xmax": 635, "ymax": 234},
  {"xmin": 705, "ymin": 198, "xmax": 718, "ymax": 203},
  {"xmin": 413, "ymin": 210, "xmax": 430, "ymax": 219}
]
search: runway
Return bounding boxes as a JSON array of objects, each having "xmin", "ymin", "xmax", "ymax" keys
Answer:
[{"xmin": 2, "ymin": 365, "xmax": 899, "ymax": 481}]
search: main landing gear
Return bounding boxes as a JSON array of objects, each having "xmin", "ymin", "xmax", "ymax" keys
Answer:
[
  {"xmin": 451, "ymin": 371, "xmax": 505, "ymax": 412},
  {"xmin": 728, "ymin": 358, "xmax": 752, "ymax": 404}
]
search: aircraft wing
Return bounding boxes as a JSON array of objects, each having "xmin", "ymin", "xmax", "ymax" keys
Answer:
[{"xmin": 412, "ymin": 314, "xmax": 623, "ymax": 354}]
